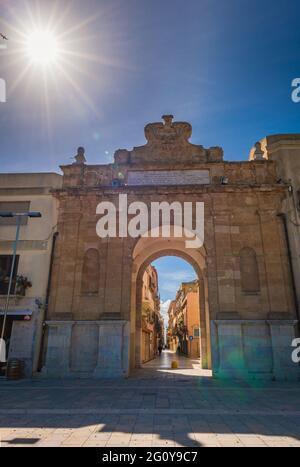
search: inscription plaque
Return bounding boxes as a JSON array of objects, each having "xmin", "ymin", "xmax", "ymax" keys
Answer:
[{"xmin": 127, "ymin": 169, "xmax": 210, "ymax": 186}]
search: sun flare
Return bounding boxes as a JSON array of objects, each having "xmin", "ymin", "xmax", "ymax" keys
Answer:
[
  {"xmin": 25, "ymin": 30, "xmax": 60, "ymax": 66},
  {"xmin": 0, "ymin": 2, "xmax": 121, "ymax": 118}
]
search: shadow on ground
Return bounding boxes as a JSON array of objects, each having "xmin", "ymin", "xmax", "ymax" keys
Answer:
[{"xmin": 0, "ymin": 354, "xmax": 300, "ymax": 447}]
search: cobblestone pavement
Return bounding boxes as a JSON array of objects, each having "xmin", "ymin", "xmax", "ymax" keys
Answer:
[{"xmin": 0, "ymin": 351, "xmax": 300, "ymax": 447}]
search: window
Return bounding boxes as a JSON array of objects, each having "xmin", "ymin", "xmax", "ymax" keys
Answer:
[
  {"xmin": 193, "ymin": 327, "xmax": 200, "ymax": 338},
  {"xmin": 0, "ymin": 201, "xmax": 30, "ymax": 225},
  {"xmin": 240, "ymin": 247, "xmax": 260, "ymax": 293},
  {"xmin": 0, "ymin": 255, "xmax": 19, "ymax": 295},
  {"xmin": 81, "ymin": 249, "xmax": 100, "ymax": 294}
]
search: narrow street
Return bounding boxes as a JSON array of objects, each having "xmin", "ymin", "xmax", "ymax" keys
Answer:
[
  {"xmin": 0, "ymin": 351, "xmax": 300, "ymax": 447},
  {"xmin": 139, "ymin": 350, "xmax": 212, "ymax": 378},
  {"xmin": 143, "ymin": 350, "xmax": 200, "ymax": 369}
]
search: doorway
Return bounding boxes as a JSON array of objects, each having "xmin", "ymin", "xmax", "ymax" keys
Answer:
[{"xmin": 130, "ymin": 235, "xmax": 212, "ymax": 373}]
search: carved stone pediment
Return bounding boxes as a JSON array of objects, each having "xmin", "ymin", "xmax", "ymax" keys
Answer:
[
  {"xmin": 144, "ymin": 115, "xmax": 192, "ymax": 147},
  {"xmin": 114, "ymin": 115, "xmax": 223, "ymax": 166}
]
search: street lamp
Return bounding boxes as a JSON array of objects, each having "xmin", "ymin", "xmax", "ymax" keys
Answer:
[{"xmin": 0, "ymin": 211, "xmax": 42, "ymax": 362}]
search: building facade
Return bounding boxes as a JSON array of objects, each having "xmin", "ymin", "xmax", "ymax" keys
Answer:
[
  {"xmin": 38, "ymin": 116, "xmax": 300, "ymax": 380},
  {"xmin": 141, "ymin": 265, "xmax": 162, "ymax": 363},
  {"xmin": 249, "ymin": 136, "xmax": 300, "ymax": 324},
  {"xmin": 167, "ymin": 281, "xmax": 200, "ymax": 359},
  {"xmin": 0, "ymin": 173, "xmax": 62, "ymax": 376},
  {"xmin": 167, "ymin": 300, "xmax": 177, "ymax": 352}
]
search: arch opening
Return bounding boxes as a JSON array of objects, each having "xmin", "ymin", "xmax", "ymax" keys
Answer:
[{"xmin": 130, "ymin": 234, "xmax": 212, "ymax": 373}]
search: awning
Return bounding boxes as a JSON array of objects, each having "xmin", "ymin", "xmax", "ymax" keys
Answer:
[{"xmin": 0, "ymin": 309, "xmax": 33, "ymax": 317}]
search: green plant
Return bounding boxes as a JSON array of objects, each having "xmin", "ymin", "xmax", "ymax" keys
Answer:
[{"xmin": 15, "ymin": 275, "xmax": 32, "ymax": 297}]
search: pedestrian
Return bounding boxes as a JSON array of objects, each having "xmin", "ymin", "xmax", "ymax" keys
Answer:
[{"xmin": 158, "ymin": 343, "xmax": 163, "ymax": 356}]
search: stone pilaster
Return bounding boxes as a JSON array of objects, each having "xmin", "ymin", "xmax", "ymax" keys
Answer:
[
  {"xmin": 268, "ymin": 320, "xmax": 299, "ymax": 381},
  {"xmin": 214, "ymin": 320, "xmax": 247, "ymax": 379},
  {"xmin": 94, "ymin": 321, "xmax": 130, "ymax": 378},
  {"xmin": 42, "ymin": 321, "xmax": 73, "ymax": 377}
]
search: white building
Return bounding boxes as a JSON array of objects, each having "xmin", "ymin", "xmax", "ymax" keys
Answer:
[{"xmin": 0, "ymin": 173, "xmax": 61, "ymax": 376}]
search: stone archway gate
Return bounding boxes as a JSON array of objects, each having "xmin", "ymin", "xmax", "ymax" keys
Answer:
[{"xmin": 42, "ymin": 116, "xmax": 299, "ymax": 381}]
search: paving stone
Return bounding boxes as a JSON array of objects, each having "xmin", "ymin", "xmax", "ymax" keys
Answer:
[{"xmin": 1, "ymin": 361, "xmax": 300, "ymax": 447}]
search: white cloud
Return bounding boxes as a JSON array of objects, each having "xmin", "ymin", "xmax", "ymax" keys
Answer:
[
  {"xmin": 159, "ymin": 283, "xmax": 180, "ymax": 295},
  {"xmin": 158, "ymin": 270, "xmax": 196, "ymax": 283},
  {"xmin": 160, "ymin": 299, "xmax": 171, "ymax": 327},
  {"xmin": 158, "ymin": 269, "xmax": 197, "ymax": 300}
]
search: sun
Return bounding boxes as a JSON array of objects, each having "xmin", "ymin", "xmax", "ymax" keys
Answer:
[
  {"xmin": 1, "ymin": 2, "xmax": 121, "ymax": 116},
  {"xmin": 25, "ymin": 30, "xmax": 60, "ymax": 66}
]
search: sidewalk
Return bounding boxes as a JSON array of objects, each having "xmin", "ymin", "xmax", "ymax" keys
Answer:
[
  {"xmin": 0, "ymin": 351, "xmax": 300, "ymax": 447},
  {"xmin": 139, "ymin": 349, "xmax": 212, "ymax": 378},
  {"xmin": 142, "ymin": 349, "xmax": 201, "ymax": 368}
]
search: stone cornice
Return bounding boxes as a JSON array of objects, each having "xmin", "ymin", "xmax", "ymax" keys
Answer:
[{"xmin": 52, "ymin": 184, "xmax": 288, "ymax": 196}]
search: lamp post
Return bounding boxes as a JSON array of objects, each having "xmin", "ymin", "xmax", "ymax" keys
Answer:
[{"xmin": 0, "ymin": 212, "xmax": 41, "ymax": 360}]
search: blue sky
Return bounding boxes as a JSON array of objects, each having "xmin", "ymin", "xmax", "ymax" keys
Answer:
[
  {"xmin": 0, "ymin": 0, "xmax": 300, "ymax": 172},
  {"xmin": 152, "ymin": 257, "xmax": 197, "ymax": 327},
  {"xmin": 1, "ymin": 1, "xmax": 299, "ymax": 312}
]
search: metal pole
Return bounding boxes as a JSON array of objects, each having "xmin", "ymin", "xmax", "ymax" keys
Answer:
[{"xmin": 0, "ymin": 215, "xmax": 21, "ymax": 342}]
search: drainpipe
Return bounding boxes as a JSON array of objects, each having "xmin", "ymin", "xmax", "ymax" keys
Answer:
[
  {"xmin": 277, "ymin": 213, "xmax": 300, "ymax": 336},
  {"xmin": 37, "ymin": 232, "xmax": 58, "ymax": 371}
]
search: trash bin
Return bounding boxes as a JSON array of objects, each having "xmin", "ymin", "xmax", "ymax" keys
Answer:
[{"xmin": 6, "ymin": 359, "xmax": 24, "ymax": 380}]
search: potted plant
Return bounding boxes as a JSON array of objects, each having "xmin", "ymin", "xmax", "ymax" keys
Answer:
[{"xmin": 15, "ymin": 275, "xmax": 32, "ymax": 297}]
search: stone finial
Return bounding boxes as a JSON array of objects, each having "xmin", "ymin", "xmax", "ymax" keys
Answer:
[
  {"xmin": 162, "ymin": 115, "xmax": 174, "ymax": 126},
  {"xmin": 74, "ymin": 146, "xmax": 86, "ymax": 164},
  {"xmin": 253, "ymin": 142, "xmax": 265, "ymax": 161}
]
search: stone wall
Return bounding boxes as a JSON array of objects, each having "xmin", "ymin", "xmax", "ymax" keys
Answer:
[
  {"xmin": 211, "ymin": 320, "xmax": 299, "ymax": 381},
  {"xmin": 42, "ymin": 320, "xmax": 130, "ymax": 378}
]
